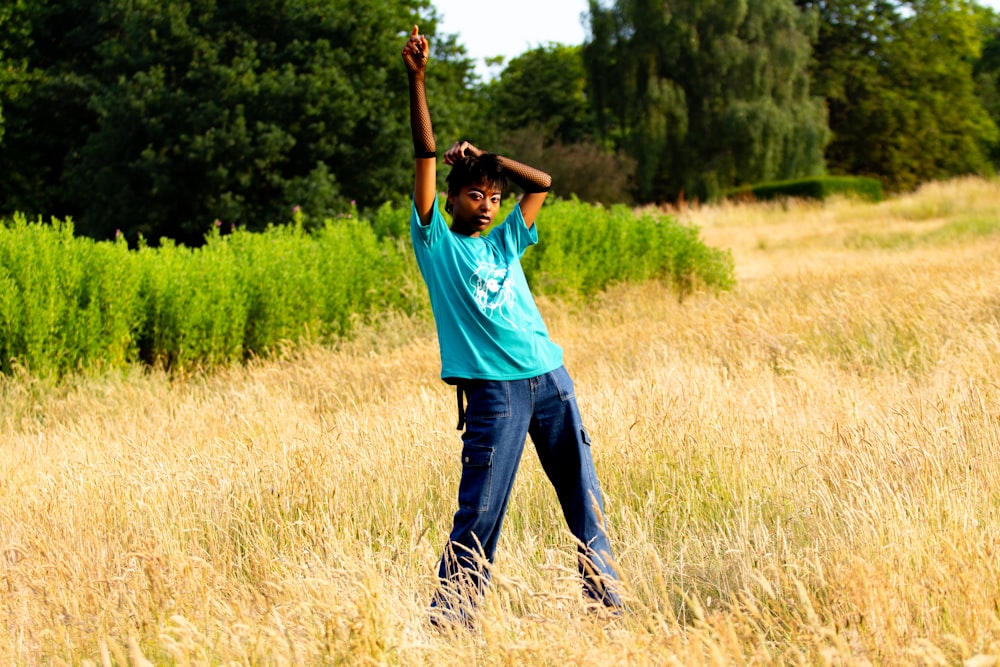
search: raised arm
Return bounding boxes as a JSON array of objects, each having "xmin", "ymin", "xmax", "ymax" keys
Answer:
[
  {"xmin": 402, "ymin": 25, "xmax": 436, "ymax": 225},
  {"xmin": 444, "ymin": 140, "xmax": 552, "ymax": 229}
]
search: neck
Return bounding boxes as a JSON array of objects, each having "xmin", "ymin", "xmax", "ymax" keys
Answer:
[
  {"xmin": 449, "ymin": 217, "xmax": 482, "ymax": 237},
  {"xmin": 450, "ymin": 225, "xmax": 479, "ymax": 237}
]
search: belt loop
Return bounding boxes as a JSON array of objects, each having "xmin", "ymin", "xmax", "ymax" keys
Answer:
[{"xmin": 456, "ymin": 385, "xmax": 466, "ymax": 430}]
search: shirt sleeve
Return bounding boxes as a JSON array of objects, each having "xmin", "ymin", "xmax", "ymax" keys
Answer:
[
  {"xmin": 410, "ymin": 195, "xmax": 446, "ymax": 250},
  {"xmin": 490, "ymin": 204, "xmax": 538, "ymax": 258}
]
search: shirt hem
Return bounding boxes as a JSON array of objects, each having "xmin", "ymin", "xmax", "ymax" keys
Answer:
[{"xmin": 441, "ymin": 360, "xmax": 564, "ymax": 384}]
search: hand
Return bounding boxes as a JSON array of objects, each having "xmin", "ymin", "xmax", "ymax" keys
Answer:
[
  {"xmin": 443, "ymin": 140, "xmax": 483, "ymax": 165},
  {"xmin": 401, "ymin": 25, "xmax": 429, "ymax": 73}
]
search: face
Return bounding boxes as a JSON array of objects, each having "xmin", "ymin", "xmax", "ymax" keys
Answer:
[{"xmin": 448, "ymin": 183, "xmax": 502, "ymax": 236}]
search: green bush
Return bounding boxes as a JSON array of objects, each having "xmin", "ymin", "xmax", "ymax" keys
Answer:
[
  {"xmin": 0, "ymin": 199, "xmax": 733, "ymax": 378},
  {"xmin": 229, "ymin": 220, "xmax": 327, "ymax": 355},
  {"xmin": 136, "ymin": 229, "xmax": 250, "ymax": 369},
  {"xmin": 729, "ymin": 176, "xmax": 884, "ymax": 203},
  {"xmin": 136, "ymin": 216, "xmax": 426, "ymax": 370},
  {"xmin": 0, "ymin": 215, "xmax": 143, "ymax": 376},
  {"xmin": 519, "ymin": 198, "xmax": 735, "ymax": 300}
]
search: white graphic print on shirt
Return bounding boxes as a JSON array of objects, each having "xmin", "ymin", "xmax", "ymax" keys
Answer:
[{"xmin": 470, "ymin": 260, "xmax": 520, "ymax": 328}]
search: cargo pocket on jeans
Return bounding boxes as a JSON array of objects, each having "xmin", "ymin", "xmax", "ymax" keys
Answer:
[{"xmin": 457, "ymin": 444, "xmax": 494, "ymax": 513}]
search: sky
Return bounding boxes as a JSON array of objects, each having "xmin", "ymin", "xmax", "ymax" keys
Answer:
[
  {"xmin": 431, "ymin": 0, "xmax": 1000, "ymax": 80},
  {"xmin": 430, "ymin": 0, "xmax": 590, "ymax": 79}
]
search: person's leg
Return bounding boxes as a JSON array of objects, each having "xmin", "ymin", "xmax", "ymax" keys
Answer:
[
  {"xmin": 431, "ymin": 379, "xmax": 532, "ymax": 623},
  {"xmin": 528, "ymin": 366, "xmax": 623, "ymax": 608}
]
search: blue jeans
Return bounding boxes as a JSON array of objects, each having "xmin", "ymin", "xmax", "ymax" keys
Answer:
[{"xmin": 431, "ymin": 366, "xmax": 622, "ymax": 620}]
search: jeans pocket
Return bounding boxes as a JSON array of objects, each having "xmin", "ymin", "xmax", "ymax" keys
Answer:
[
  {"xmin": 464, "ymin": 380, "xmax": 511, "ymax": 419},
  {"xmin": 457, "ymin": 444, "xmax": 494, "ymax": 512},
  {"xmin": 550, "ymin": 366, "xmax": 576, "ymax": 402}
]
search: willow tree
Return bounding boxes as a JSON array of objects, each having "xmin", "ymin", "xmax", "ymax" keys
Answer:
[{"xmin": 585, "ymin": 0, "xmax": 829, "ymax": 201}]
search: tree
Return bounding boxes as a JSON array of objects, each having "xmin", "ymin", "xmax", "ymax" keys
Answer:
[
  {"xmin": 0, "ymin": 0, "xmax": 103, "ymax": 220},
  {"xmin": 477, "ymin": 43, "xmax": 636, "ymax": 204},
  {"xmin": 485, "ymin": 44, "xmax": 595, "ymax": 144},
  {"xmin": 0, "ymin": 0, "xmax": 477, "ymax": 244},
  {"xmin": 498, "ymin": 126, "xmax": 636, "ymax": 204},
  {"xmin": 800, "ymin": 0, "xmax": 997, "ymax": 191},
  {"xmin": 971, "ymin": 3, "xmax": 1000, "ymax": 165},
  {"xmin": 0, "ymin": 2, "xmax": 31, "ymax": 147},
  {"xmin": 585, "ymin": 0, "xmax": 829, "ymax": 202}
]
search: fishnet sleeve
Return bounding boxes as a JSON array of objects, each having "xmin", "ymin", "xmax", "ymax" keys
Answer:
[
  {"xmin": 409, "ymin": 72, "xmax": 436, "ymax": 159},
  {"xmin": 496, "ymin": 155, "xmax": 552, "ymax": 193}
]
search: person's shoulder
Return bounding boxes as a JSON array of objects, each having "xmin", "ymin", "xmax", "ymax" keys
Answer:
[
  {"xmin": 410, "ymin": 195, "xmax": 446, "ymax": 226},
  {"xmin": 411, "ymin": 197, "xmax": 447, "ymax": 252},
  {"xmin": 496, "ymin": 203, "xmax": 525, "ymax": 229}
]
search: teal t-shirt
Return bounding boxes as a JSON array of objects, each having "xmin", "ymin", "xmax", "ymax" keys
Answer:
[{"xmin": 410, "ymin": 198, "xmax": 563, "ymax": 381}]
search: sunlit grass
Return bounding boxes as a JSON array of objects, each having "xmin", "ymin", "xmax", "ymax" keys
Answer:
[{"xmin": 2, "ymin": 177, "xmax": 1000, "ymax": 664}]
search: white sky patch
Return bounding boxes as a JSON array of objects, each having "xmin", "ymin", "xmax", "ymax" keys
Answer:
[
  {"xmin": 429, "ymin": 0, "xmax": 590, "ymax": 80},
  {"xmin": 428, "ymin": 0, "xmax": 1000, "ymax": 80}
]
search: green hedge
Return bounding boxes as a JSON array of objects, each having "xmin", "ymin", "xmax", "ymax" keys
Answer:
[
  {"xmin": 520, "ymin": 198, "xmax": 734, "ymax": 299},
  {"xmin": 729, "ymin": 176, "xmax": 884, "ymax": 203},
  {"xmin": 0, "ymin": 200, "xmax": 732, "ymax": 377},
  {"xmin": 0, "ymin": 215, "xmax": 143, "ymax": 377}
]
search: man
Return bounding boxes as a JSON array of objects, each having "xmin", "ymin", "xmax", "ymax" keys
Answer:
[{"xmin": 401, "ymin": 25, "xmax": 623, "ymax": 626}]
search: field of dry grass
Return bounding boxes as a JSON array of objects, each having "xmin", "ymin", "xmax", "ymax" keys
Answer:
[{"xmin": 2, "ymin": 177, "xmax": 999, "ymax": 665}]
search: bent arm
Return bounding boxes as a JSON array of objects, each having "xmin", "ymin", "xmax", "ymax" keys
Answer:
[
  {"xmin": 444, "ymin": 140, "xmax": 552, "ymax": 228},
  {"xmin": 494, "ymin": 155, "xmax": 551, "ymax": 229}
]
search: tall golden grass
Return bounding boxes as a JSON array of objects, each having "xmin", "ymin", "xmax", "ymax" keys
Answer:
[{"xmin": 2, "ymin": 177, "xmax": 999, "ymax": 665}]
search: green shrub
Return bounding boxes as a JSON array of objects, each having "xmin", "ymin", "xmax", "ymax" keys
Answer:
[
  {"xmin": 229, "ymin": 221, "xmax": 327, "ymax": 355},
  {"xmin": 729, "ymin": 176, "xmax": 884, "ymax": 203},
  {"xmin": 0, "ymin": 215, "xmax": 142, "ymax": 376},
  {"xmin": 369, "ymin": 201, "xmax": 410, "ymax": 241},
  {"xmin": 520, "ymin": 198, "xmax": 734, "ymax": 300},
  {"xmin": 0, "ymin": 199, "xmax": 732, "ymax": 378},
  {"xmin": 137, "ymin": 228, "xmax": 250, "ymax": 369},
  {"xmin": 313, "ymin": 215, "xmax": 414, "ymax": 336}
]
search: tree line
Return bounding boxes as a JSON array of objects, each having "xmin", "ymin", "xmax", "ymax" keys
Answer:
[{"xmin": 1, "ymin": 0, "xmax": 998, "ymax": 244}]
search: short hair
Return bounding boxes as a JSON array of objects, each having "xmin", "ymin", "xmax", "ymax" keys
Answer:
[{"xmin": 445, "ymin": 153, "xmax": 508, "ymax": 215}]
